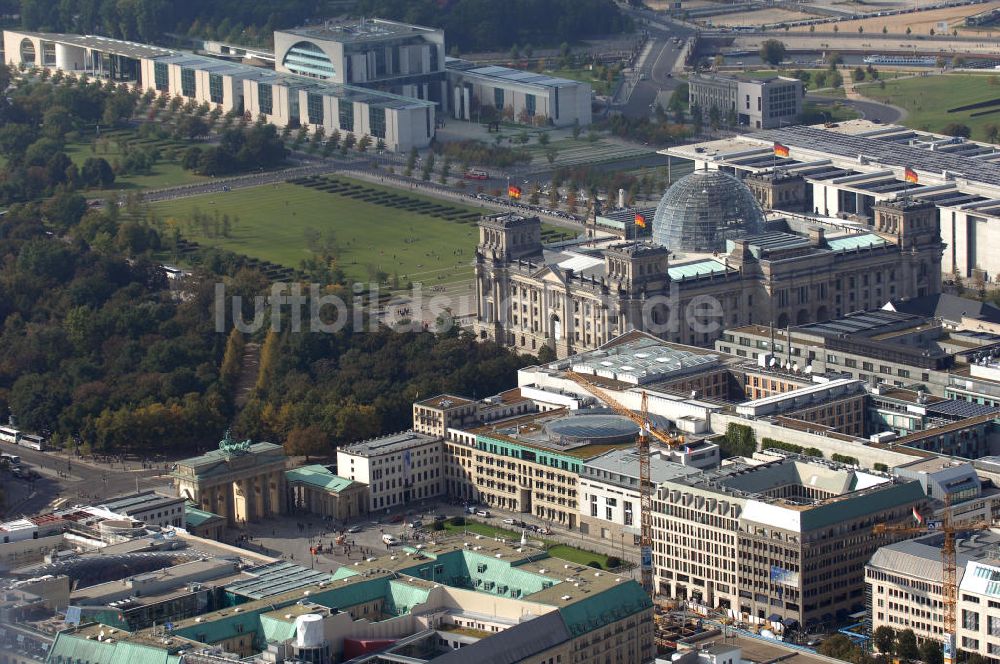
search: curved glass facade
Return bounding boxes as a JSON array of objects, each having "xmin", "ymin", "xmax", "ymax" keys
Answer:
[
  {"xmin": 651, "ymin": 169, "xmax": 765, "ymax": 253},
  {"xmin": 282, "ymin": 41, "xmax": 336, "ymax": 79}
]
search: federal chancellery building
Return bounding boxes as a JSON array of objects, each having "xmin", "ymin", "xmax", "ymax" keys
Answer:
[{"xmin": 2, "ymin": 17, "xmax": 592, "ymax": 152}]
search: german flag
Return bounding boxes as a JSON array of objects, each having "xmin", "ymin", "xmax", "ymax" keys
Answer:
[
  {"xmin": 508, "ymin": 184, "xmax": 522, "ymax": 199},
  {"xmin": 773, "ymin": 142, "xmax": 790, "ymax": 158},
  {"xmin": 635, "ymin": 213, "xmax": 646, "ymax": 228},
  {"xmin": 904, "ymin": 167, "xmax": 919, "ymax": 184}
]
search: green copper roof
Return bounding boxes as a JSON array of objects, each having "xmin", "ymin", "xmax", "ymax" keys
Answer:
[
  {"xmin": 259, "ymin": 614, "xmax": 297, "ymax": 643},
  {"xmin": 397, "ymin": 549, "xmax": 558, "ymax": 599},
  {"xmin": 285, "ymin": 465, "xmax": 357, "ymax": 493},
  {"xmin": 668, "ymin": 259, "xmax": 730, "ymax": 280},
  {"xmin": 47, "ymin": 632, "xmax": 182, "ymax": 664},
  {"xmin": 827, "ymin": 233, "xmax": 887, "ymax": 252},
  {"xmin": 557, "ymin": 579, "xmax": 652, "ymax": 637},
  {"xmin": 184, "ymin": 504, "xmax": 222, "ymax": 528},
  {"xmin": 331, "ymin": 566, "xmax": 360, "ymax": 581}
]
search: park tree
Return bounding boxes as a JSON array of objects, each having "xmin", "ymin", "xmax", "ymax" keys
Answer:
[
  {"xmin": 256, "ymin": 330, "xmax": 279, "ymax": 391},
  {"xmin": 895, "ymin": 629, "xmax": 920, "ymax": 660},
  {"xmin": 873, "ymin": 626, "xmax": 895, "ymax": 654},
  {"xmin": 759, "ymin": 39, "xmax": 787, "ymax": 66},
  {"xmin": 919, "ymin": 640, "xmax": 943, "ymax": 664},
  {"xmin": 284, "ymin": 425, "xmax": 329, "ymax": 461},
  {"xmin": 220, "ymin": 328, "xmax": 245, "ymax": 390},
  {"xmin": 986, "ymin": 124, "xmax": 1000, "ymax": 144},
  {"xmin": 818, "ymin": 635, "xmax": 855, "ymax": 660},
  {"xmin": 81, "ymin": 157, "xmax": 115, "ymax": 188},
  {"xmin": 42, "ymin": 191, "xmax": 87, "ymax": 231},
  {"xmin": 943, "ymin": 123, "xmax": 972, "ymax": 138},
  {"xmin": 721, "ymin": 423, "xmax": 756, "ymax": 457}
]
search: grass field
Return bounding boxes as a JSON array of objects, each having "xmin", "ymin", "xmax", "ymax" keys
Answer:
[
  {"xmin": 440, "ymin": 519, "xmax": 613, "ymax": 569},
  {"xmin": 151, "ymin": 176, "xmax": 575, "ymax": 285},
  {"xmin": 860, "ymin": 73, "xmax": 1000, "ymax": 140},
  {"xmin": 547, "ymin": 67, "xmax": 617, "ymax": 96},
  {"xmin": 66, "ymin": 128, "xmax": 208, "ymax": 197}
]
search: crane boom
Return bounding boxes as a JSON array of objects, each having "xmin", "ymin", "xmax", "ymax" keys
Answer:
[{"xmin": 564, "ymin": 371, "xmax": 685, "ymax": 599}]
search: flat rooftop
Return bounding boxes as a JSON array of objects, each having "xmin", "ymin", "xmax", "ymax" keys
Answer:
[
  {"xmin": 415, "ymin": 394, "xmax": 474, "ymax": 409},
  {"xmin": 13, "ymin": 31, "xmax": 175, "ymax": 59},
  {"xmin": 669, "ymin": 456, "xmax": 891, "ymax": 505},
  {"xmin": 100, "ymin": 491, "xmax": 182, "ymax": 515},
  {"xmin": 567, "ymin": 336, "xmax": 720, "ymax": 386},
  {"xmin": 223, "ymin": 561, "xmax": 335, "ymax": 600},
  {"xmin": 279, "ymin": 17, "xmax": 439, "ymax": 43},
  {"xmin": 583, "ymin": 448, "xmax": 702, "ymax": 484},
  {"xmin": 341, "ymin": 430, "xmax": 439, "ymax": 457},
  {"xmin": 447, "ymin": 58, "xmax": 584, "ymax": 89}
]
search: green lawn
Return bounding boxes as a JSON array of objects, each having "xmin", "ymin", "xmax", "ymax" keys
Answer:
[
  {"xmin": 441, "ymin": 519, "xmax": 614, "ymax": 569},
  {"xmin": 547, "ymin": 67, "xmax": 617, "ymax": 96},
  {"xmin": 65, "ymin": 131, "xmax": 208, "ymax": 197},
  {"xmin": 151, "ymin": 176, "xmax": 575, "ymax": 285},
  {"xmin": 859, "ymin": 73, "xmax": 1000, "ymax": 140}
]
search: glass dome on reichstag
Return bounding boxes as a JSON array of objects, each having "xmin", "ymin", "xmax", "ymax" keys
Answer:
[{"xmin": 651, "ymin": 169, "xmax": 765, "ymax": 253}]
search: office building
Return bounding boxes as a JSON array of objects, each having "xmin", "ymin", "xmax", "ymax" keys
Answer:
[
  {"xmin": 336, "ymin": 431, "xmax": 443, "ymax": 512},
  {"xmin": 577, "ymin": 447, "xmax": 703, "ymax": 545},
  {"xmin": 274, "ymin": 18, "xmax": 447, "ymax": 105},
  {"xmin": 4, "ymin": 18, "xmax": 592, "ymax": 150},
  {"xmin": 98, "ymin": 491, "xmax": 186, "ymax": 530},
  {"xmin": 717, "ymin": 309, "xmax": 1000, "ymax": 399},
  {"xmin": 2, "ymin": 29, "xmax": 436, "ymax": 152},
  {"xmin": 473, "ymin": 171, "xmax": 941, "ymax": 358},
  {"xmin": 448, "ymin": 58, "xmax": 592, "ymax": 128},
  {"xmin": 866, "ymin": 530, "xmax": 1000, "ymax": 660},
  {"xmin": 665, "ymin": 120, "xmax": 1000, "ymax": 279},
  {"xmin": 653, "ymin": 453, "xmax": 924, "ymax": 627},
  {"xmin": 687, "ymin": 74, "xmax": 803, "ymax": 129}
]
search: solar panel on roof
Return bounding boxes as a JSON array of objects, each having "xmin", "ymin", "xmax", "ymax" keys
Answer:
[{"xmin": 757, "ymin": 126, "xmax": 1000, "ymax": 188}]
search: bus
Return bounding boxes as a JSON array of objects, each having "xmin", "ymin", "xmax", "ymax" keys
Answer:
[
  {"xmin": 18, "ymin": 433, "xmax": 45, "ymax": 451},
  {"xmin": 464, "ymin": 169, "xmax": 489, "ymax": 180},
  {"xmin": 0, "ymin": 426, "xmax": 18, "ymax": 444}
]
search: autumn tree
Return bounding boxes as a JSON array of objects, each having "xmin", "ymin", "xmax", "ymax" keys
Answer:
[{"xmin": 285, "ymin": 425, "xmax": 329, "ymax": 461}]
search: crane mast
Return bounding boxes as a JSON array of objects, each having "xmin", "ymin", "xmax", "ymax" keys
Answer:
[
  {"xmin": 639, "ymin": 391, "xmax": 654, "ymax": 596},
  {"xmin": 874, "ymin": 497, "xmax": 991, "ymax": 664},
  {"xmin": 565, "ymin": 371, "xmax": 683, "ymax": 599}
]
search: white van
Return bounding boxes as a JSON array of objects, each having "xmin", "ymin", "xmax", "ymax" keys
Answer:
[{"xmin": 382, "ymin": 534, "xmax": 399, "ymax": 545}]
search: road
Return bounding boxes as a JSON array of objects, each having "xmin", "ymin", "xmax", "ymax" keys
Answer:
[
  {"xmin": 806, "ymin": 92, "xmax": 907, "ymax": 124},
  {"xmin": 622, "ymin": 18, "xmax": 696, "ymax": 119},
  {"xmin": 2, "ymin": 445, "xmax": 173, "ymax": 517}
]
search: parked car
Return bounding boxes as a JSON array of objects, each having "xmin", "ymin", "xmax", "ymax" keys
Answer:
[
  {"xmin": 537, "ymin": 527, "xmax": 551, "ymax": 535},
  {"xmin": 407, "ymin": 520, "xmax": 423, "ymax": 529},
  {"xmin": 502, "ymin": 518, "xmax": 516, "ymax": 525},
  {"xmin": 433, "ymin": 514, "xmax": 447, "ymax": 521},
  {"xmin": 347, "ymin": 524, "xmax": 363, "ymax": 533},
  {"xmin": 476, "ymin": 510, "xmax": 491, "ymax": 518}
]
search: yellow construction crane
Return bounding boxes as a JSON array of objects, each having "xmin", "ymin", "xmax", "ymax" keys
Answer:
[
  {"xmin": 565, "ymin": 371, "xmax": 684, "ymax": 599},
  {"xmin": 873, "ymin": 500, "xmax": 995, "ymax": 664}
]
